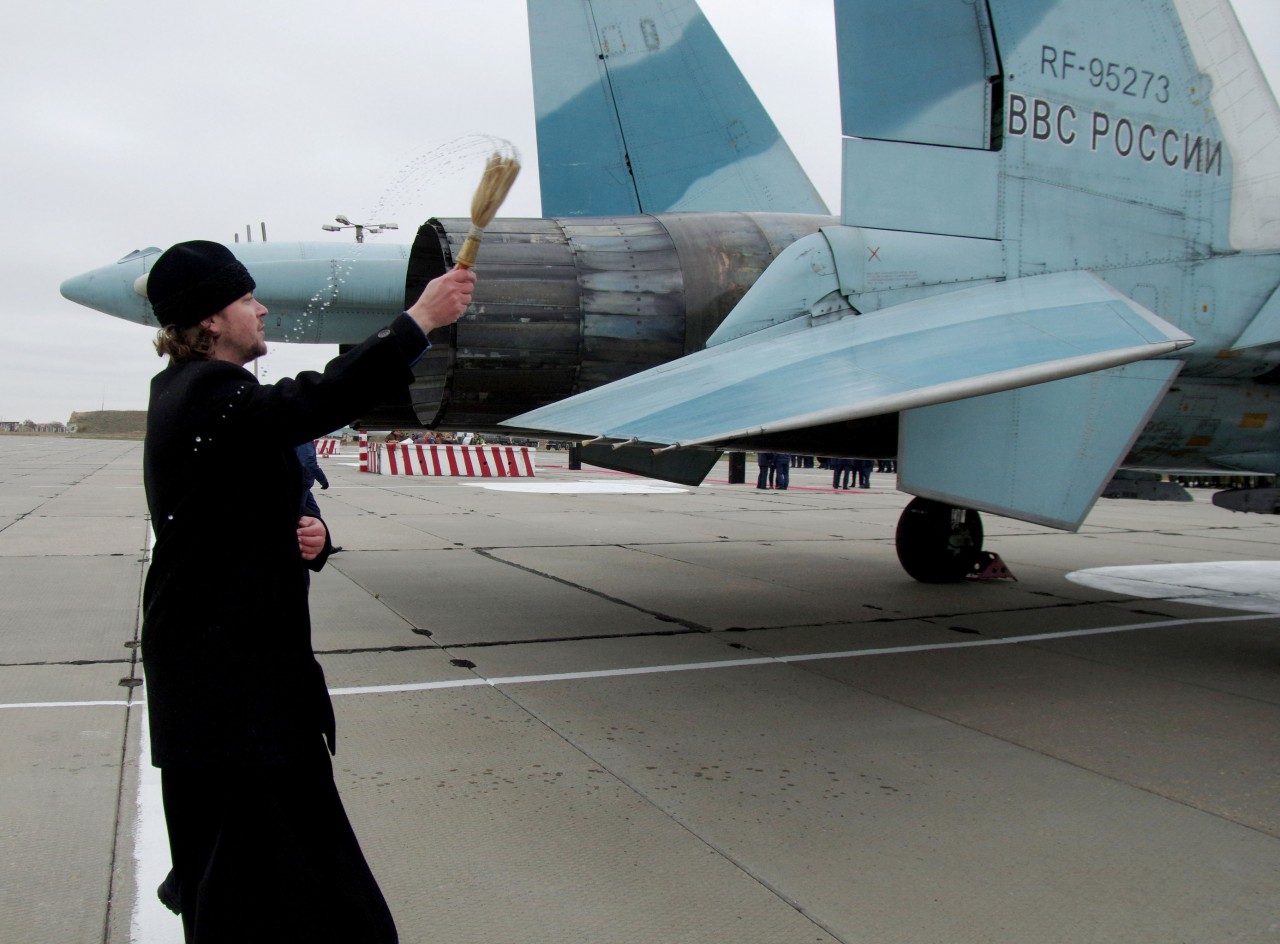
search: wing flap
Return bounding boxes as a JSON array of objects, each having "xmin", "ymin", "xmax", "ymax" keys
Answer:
[{"xmin": 503, "ymin": 271, "xmax": 1194, "ymax": 446}]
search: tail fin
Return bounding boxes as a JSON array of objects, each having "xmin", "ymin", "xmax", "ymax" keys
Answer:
[
  {"xmin": 528, "ymin": 0, "xmax": 828, "ymax": 217},
  {"xmin": 1174, "ymin": 0, "xmax": 1280, "ymax": 249},
  {"xmin": 837, "ymin": 0, "xmax": 1280, "ymax": 257}
]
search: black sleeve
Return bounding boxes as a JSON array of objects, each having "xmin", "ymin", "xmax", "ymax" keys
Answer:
[{"xmin": 201, "ymin": 313, "xmax": 429, "ymax": 448}]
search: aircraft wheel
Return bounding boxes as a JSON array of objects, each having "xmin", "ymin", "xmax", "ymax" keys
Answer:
[{"xmin": 895, "ymin": 497, "xmax": 984, "ymax": 583}]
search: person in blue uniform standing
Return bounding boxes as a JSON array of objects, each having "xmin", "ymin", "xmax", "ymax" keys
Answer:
[
  {"xmin": 833, "ymin": 456, "xmax": 853, "ymax": 489},
  {"xmin": 774, "ymin": 452, "xmax": 791, "ymax": 489},
  {"xmin": 141, "ymin": 240, "xmax": 474, "ymax": 943},
  {"xmin": 856, "ymin": 458, "xmax": 873, "ymax": 489},
  {"xmin": 296, "ymin": 438, "xmax": 330, "ymax": 519},
  {"xmin": 756, "ymin": 451, "xmax": 775, "ymax": 489}
]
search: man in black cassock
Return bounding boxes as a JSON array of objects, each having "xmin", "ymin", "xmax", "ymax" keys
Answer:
[{"xmin": 141, "ymin": 240, "xmax": 474, "ymax": 942}]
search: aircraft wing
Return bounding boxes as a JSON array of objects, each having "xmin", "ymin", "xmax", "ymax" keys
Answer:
[{"xmin": 504, "ymin": 269, "xmax": 1194, "ymax": 451}]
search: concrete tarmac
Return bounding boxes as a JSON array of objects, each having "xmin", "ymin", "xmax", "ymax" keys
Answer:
[{"xmin": 1, "ymin": 436, "xmax": 1278, "ymax": 943}]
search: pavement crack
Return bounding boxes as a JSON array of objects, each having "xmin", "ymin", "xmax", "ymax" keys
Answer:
[
  {"xmin": 315, "ymin": 643, "xmax": 443, "ymax": 656},
  {"xmin": 447, "ymin": 626, "xmax": 708, "ymax": 650},
  {"xmin": 473, "ymin": 546, "xmax": 709, "ymax": 632}
]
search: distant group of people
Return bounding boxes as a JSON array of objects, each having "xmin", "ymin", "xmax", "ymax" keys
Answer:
[
  {"xmin": 756, "ymin": 452, "xmax": 896, "ymax": 490},
  {"xmin": 755, "ymin": 451, "xmax": 792, "ymax": 489},
  {"xmin": 828, "ymin": 457, "xmax": 873, "ymax": 489}
]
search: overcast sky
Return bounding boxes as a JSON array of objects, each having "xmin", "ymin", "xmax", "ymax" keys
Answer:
[{"xmin": 3, "ymin": 1, "xmax": 1278, "ymax": 423}]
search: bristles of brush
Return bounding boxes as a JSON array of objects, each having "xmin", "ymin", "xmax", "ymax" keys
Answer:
[
  {"xmin": 457, "ymin": 151, "xmax": 521, "ymax": 268},
  {"xmin": 470, "ymin": 153, "xmax": 521, "ymax": 227}
]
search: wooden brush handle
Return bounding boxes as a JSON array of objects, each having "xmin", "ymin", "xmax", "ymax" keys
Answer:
[{"xmin": 456, "ymin": 225, "xmax": 484, "ymax": 268}]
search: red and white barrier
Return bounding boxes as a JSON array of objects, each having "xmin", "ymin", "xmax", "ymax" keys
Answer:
[
  {"xmin": 374, "ymin": 443, "xmax": 535, "ymax": 478},
  {"xmin": 315, "ymin": 438, "xmax": 341, "ymax": 456}
]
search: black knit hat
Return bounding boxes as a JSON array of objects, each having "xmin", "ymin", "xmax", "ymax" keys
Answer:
[{"xmin": 146, "ymin": 240, "xmax": 256, "ymax": 328}]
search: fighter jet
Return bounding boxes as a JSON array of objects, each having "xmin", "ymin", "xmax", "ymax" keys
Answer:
[{"xmin": 62, "ymin": 0, "xmax": 1280, "ymax": 582}]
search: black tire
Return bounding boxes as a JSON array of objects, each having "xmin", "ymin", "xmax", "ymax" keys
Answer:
[{"xmin": 895, "ymin": 497, "xmax": 984, "ymax": 583}]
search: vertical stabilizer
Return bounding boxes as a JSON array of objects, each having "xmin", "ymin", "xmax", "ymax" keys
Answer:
[
  {"xmin": 528, "ymin": 0, "xmax": 828, "ymax": 217},
  {"xmin": 837, "ymin": 0, "xmax": 1002, "ymax": 238},
  {"xmin": 1172, "ymin": 0, "xmax": 1280, "ymax": 249},
  {"xmin": 836, "ymin": 0, "xmax": 1280, "ymax": 261}
]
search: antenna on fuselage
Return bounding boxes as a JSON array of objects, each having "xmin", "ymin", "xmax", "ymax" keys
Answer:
[{"xmin": 233, "ymin": 223, "xmax": 268, "ymax": 243}]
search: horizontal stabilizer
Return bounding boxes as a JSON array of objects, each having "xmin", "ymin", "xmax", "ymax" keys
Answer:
[
  {"xmin": 900, "ymin": 361, "xmax": 1184, "ymax": 530},
  {"xmin": 503, "ymin": 271, "xmax": 1194, "ymax": 451}
]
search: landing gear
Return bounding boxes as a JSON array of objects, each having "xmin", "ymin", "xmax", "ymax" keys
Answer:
[{"xmin": 895, "ymin": 497, "xmax": 984, "ymax": 583}]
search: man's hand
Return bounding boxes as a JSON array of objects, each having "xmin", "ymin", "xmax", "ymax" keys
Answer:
[
  {"xmin": 406, "ymin": 266, "xmax": 477, "ymax": 333},
  {"xmin": 297, "ymin": 516, "xmax": 327, "ymax": 561}
]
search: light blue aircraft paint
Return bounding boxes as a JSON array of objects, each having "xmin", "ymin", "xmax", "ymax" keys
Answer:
[
  {"xmin": 530, "ymin": 0, "xmax": 829, "ymax": 216},
  {"xmin": 59, "ymin": 0, "xmax": 1280, "ymax": 580},
  {"xmin": 498, "ymin": 0, "xmax": 1280, "ymax": 578},
  {"xmin": 60, "ymin": 242, "xmax": 413, "ymax": 344}
]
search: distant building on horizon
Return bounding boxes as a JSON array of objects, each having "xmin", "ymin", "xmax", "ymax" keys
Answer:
[{"xmin": 0, "ymin": 420, "xmax": 67, "ymax": 433}]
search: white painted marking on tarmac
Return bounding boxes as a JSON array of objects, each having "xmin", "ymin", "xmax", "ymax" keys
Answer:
[
  {"xmin": 325, "ymin": 484, "xmax": 520, "ymax": 489},
  {"xmin": 1066, "ymin": 561, "xmax": 1280, "ymax": 613},
  {"xmin": 328, "ymin": 611, "xmax": 1274, "ymax": 697},
  {"xmin": 8, "ymin": 609, "xmax": 1278, "ymax": 714},
  {"xmin": 772, "ymin": 613, "xmax": 1273, "ymax": 661},
  {"xmin": 461, "ymin": 480, "xmax": 688, "ymax": 494},
  {"xmin": 330, "ymin": 677, "xmax": 489, "ymax": 696},
  {"xmin": 25, "ymin": 612, "xmax": 1278, "ymax": 942},
  {"xmin": 0, "ymin": 700, "xmax": 131, "ymax": 709},
  {"xmin": 132, "ymin": 708, "xmax": 181, "ymax": 943},
  {"xmin": 327, "ymin": 484, "xmax": 497, "ymax": 489},
  {"xmin": 485, "ymin": 657, "xmax": 778, "ymax": 686}
]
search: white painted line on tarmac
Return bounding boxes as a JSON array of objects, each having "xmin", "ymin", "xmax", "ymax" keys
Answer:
[
  {"xmin": 326, "ymin": 481, "xmax": 688, "ymax": 493},
  {"xmin": 330, "ymin": 677, "xmax": 489, "ymax": 695},
  {"xmin": 329, "ymin": 658, "xmax": 780, "ymax": 696},
  {"xmin": 8, "ymin": 610, "xmax": 1277, "ymax": 714},
  {"xmin": 329, "ymin": 611, "xmax": 1275, "ymax": 696},
  {"xmin": 0, "ymin": 700, "xmax": 132, "ymax": 709},
  {"xmin": 775, "ymin": 613, "xmax": 1274, "ymax": 661},
  {"xmin": 326, "ymin": 484, "xmax": 506, "ymax": 489},
  {"xmin": 461, "ymin": 480, "xmax": 687, "ymax": 494},
  {"xmin": 132, "ymin": 710, "xmax": 180, "ymax": 943},
  {"xmin": 483, "ymin": 657, "xmax": 779, "ymax": 686},
  {"xmin": 20, "ymin": 607, "xmax": 1272, "ymax": 942}
]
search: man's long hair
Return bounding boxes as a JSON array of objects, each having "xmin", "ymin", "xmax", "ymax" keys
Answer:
[{"xmin": 154, "ymin": 324, "xmax": 215, "ymax": 361}]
